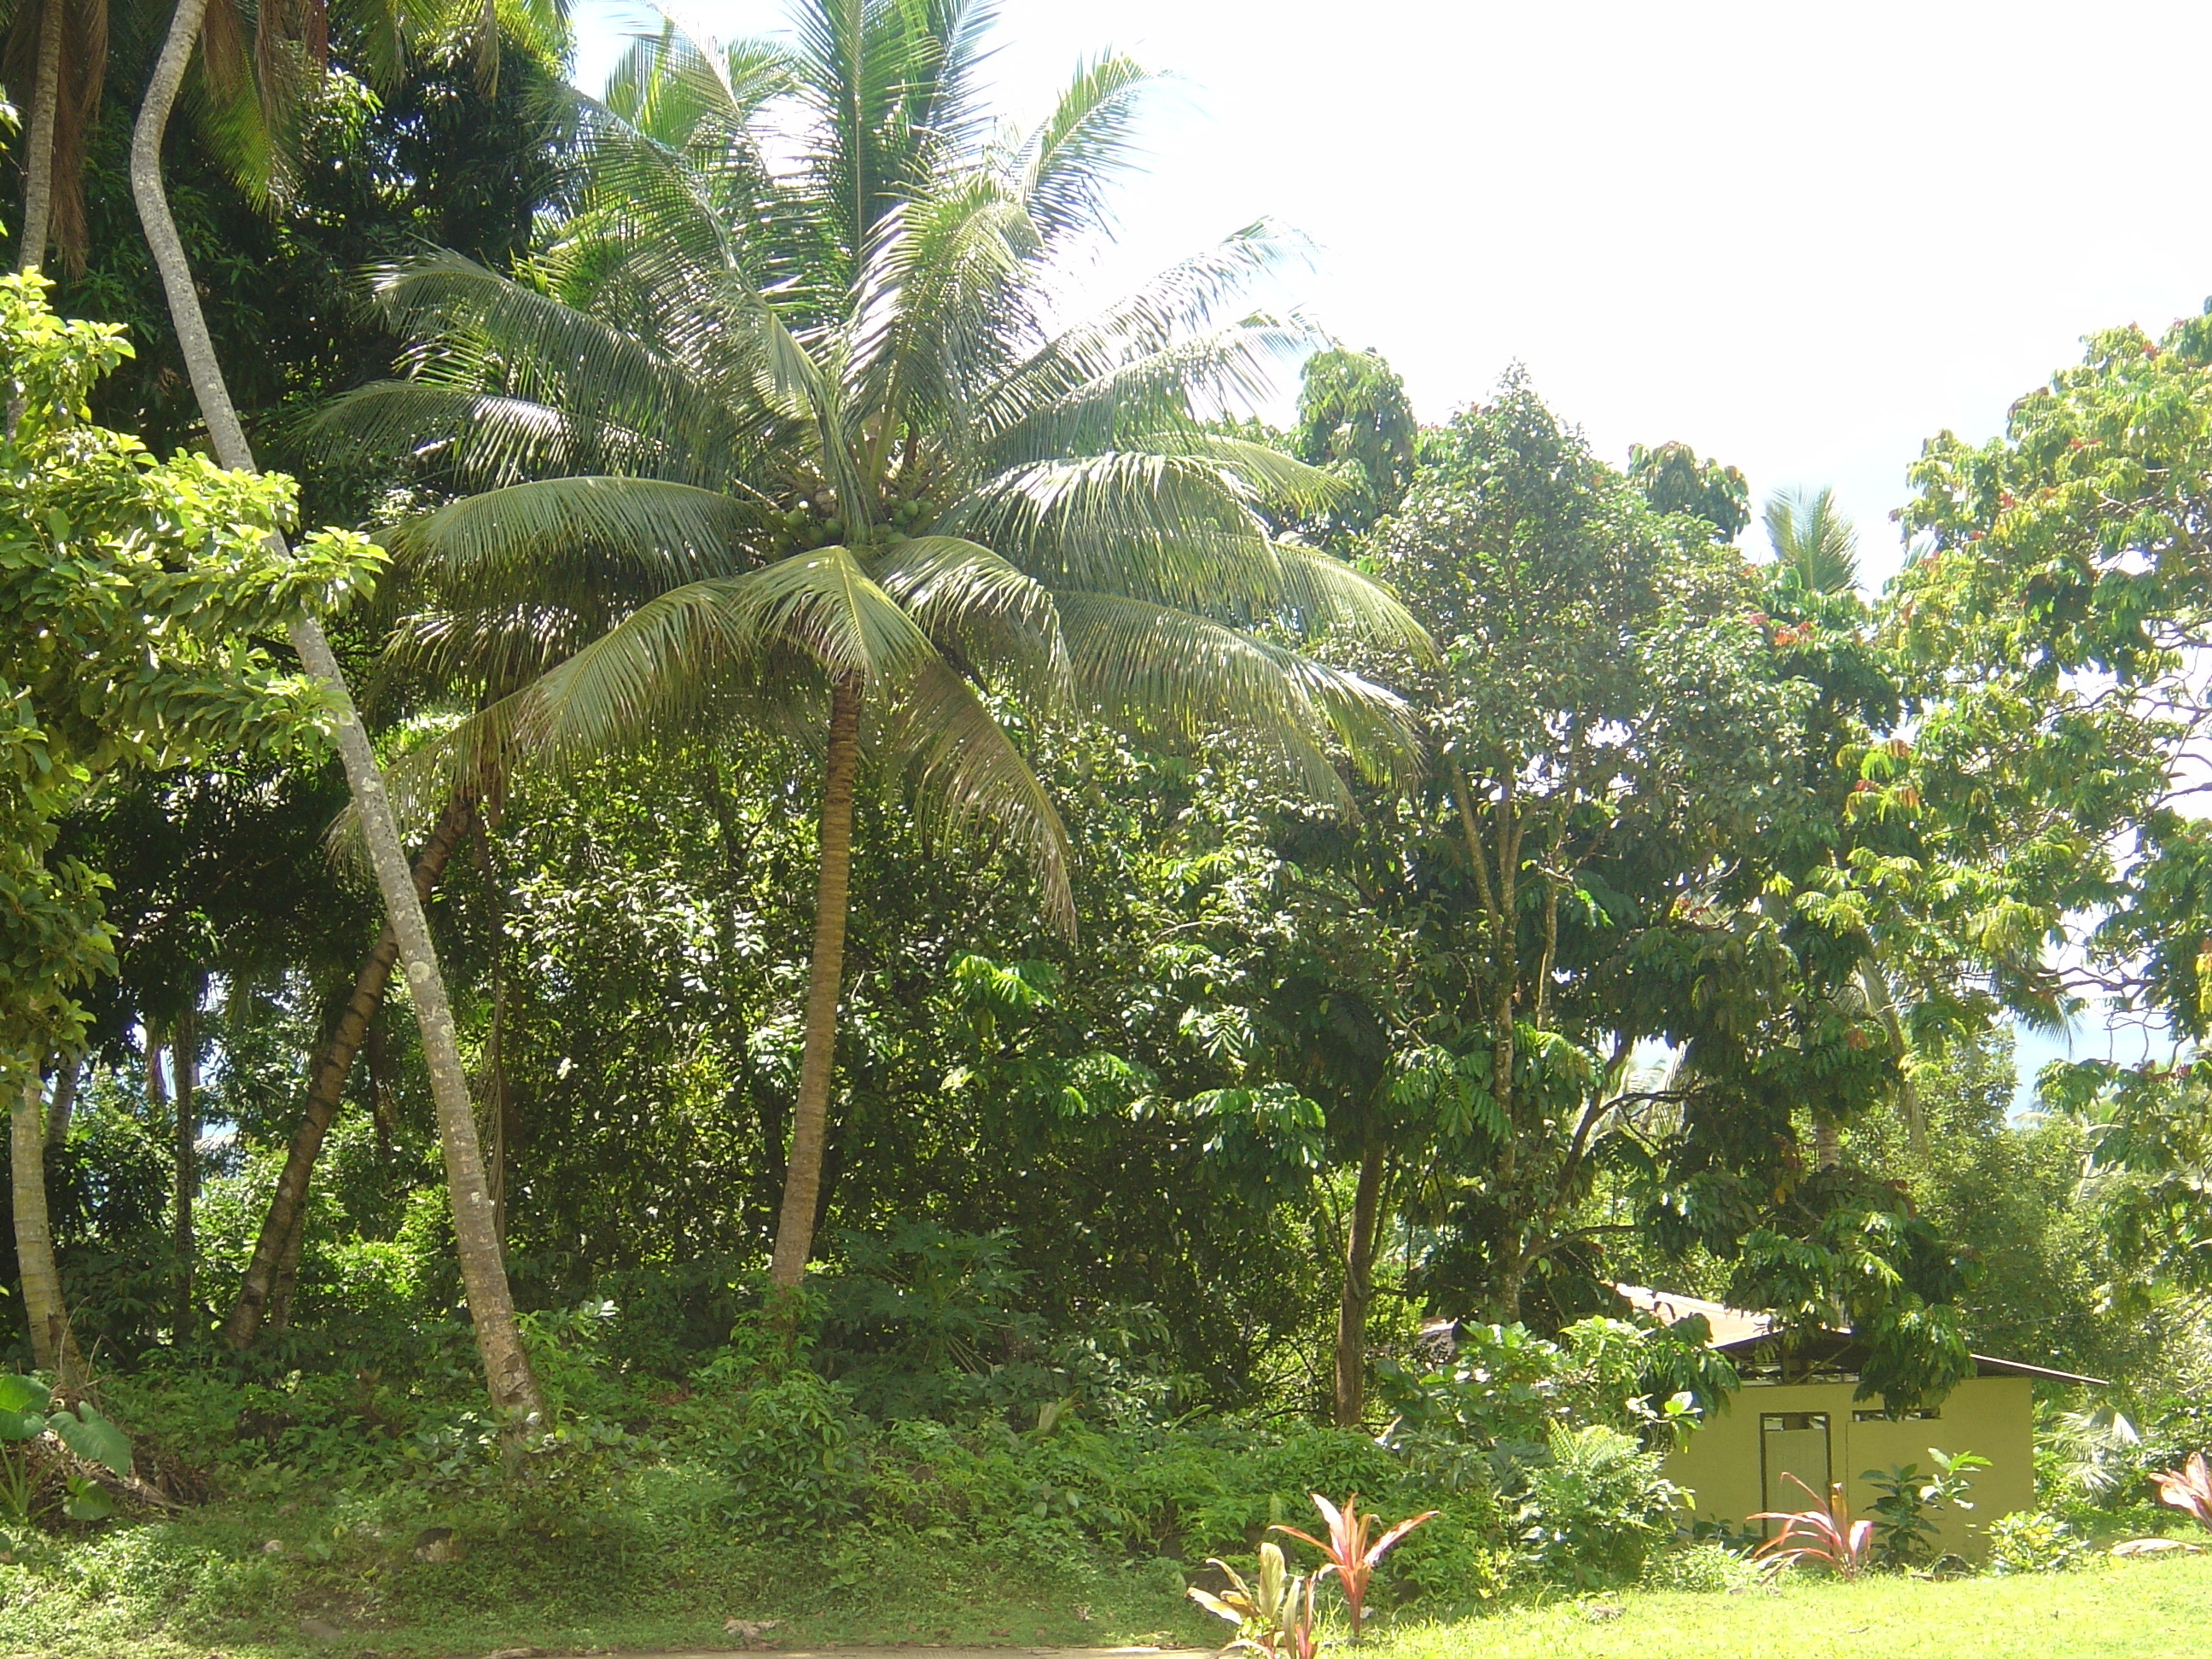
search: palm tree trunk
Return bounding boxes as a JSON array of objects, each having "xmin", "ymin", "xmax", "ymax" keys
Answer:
[
  {"xmin": 1332, "ymin": 1138, "xmax": 1387, "ymax": 1427},
  {"xmin": 10, "ymin": 1073, "xmax": 85, "ymax": 1387},
  {"xmin": 129, "ymin": 0, "xmax": 540, "ymax": 1417},
  {"xmin": 172, "ymin": 1004, "xmax": 196, "ymax": 1330},
  {"xmin": 768, "ymin": 672, "xmax": 863, "ymax": 1289},
  {"xmin": 221, "ymin": 794, "xmax": 476, "ymax": 1350},
  {"xmin": 43, "ymin": 1057, "xmax": 78, "ymax": 1150},
  {"xmin": 14, "ymin": 0, "xmax": 63, "ymax": 271}
]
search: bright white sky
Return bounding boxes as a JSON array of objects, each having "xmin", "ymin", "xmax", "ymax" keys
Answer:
[{"xmin": 572, "ymin": 0, "xmax": 2204, "ymax": 1084}]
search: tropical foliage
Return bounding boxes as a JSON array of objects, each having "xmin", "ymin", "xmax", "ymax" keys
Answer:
[{"xmin": 1, "ymin": 1, "xmax": 2211, "ymax": 1651}]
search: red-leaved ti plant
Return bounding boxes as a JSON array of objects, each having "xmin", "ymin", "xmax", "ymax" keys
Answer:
[
  {"xmin": 2151, "ymin": 1451, "xmax": 2212, "ymax": 1530},
  {"xmin": 1272, "ymin": 1492, "xmax": 1439, "ymax": 1637},
  {"xmin": 1748, "ymin": 1474, "xmax": 1873, "ymax": 1580}
]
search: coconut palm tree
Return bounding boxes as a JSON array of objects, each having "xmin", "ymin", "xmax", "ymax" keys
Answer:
[
  {"xmin": 127, "ymin": 0, "xmax": 547, "ymax": 1414},
  {"xmin": 318, "ymin": 1, "xmax": 1431, "ymax": 1289},
  {"xmin": 1763, "ymin": 486, "xmax": 1860, "ymax": 596}
]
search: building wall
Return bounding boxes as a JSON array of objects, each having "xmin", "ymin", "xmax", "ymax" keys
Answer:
[{"xmin": 1662, "ymin": 1377, "xmax": 2035, "ymax": 1557}]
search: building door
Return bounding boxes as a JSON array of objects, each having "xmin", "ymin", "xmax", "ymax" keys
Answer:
[{"xmin": 1760, "ymin": 1412, "xmax": 1832, "ymax": 1524}]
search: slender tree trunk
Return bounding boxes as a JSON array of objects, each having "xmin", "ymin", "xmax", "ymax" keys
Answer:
[
  {"xmin": 474, "ymin": 828, "xmax": 513, "ymax": 1248},
  {"xmin": 130, "ymin": 0, "xmax": 540, "ymax": 1417},
  {"xmin": 1332, "ymin": 1138, "xmax": 1388, "ymax": 1427},
  {"xmin": 11, "ymin": 1073, "xmax": 85, "ymax": 1387},
  {"xmin": 222, "ymin": 795, "xmax": 475, "ymax": 1349},
  {"xmin": 267, "ymin": 1013, "xmax": 396, "ymax": 1325},
  {"xmin": 43, "ymin": 1057, "xmax": 78, "ymax": 1150},
  {"xmin": 172, "ymin": 1004, "xmax": 197, "ymax": 1330},
  {"xmin": 1813, "ymin": 1115, "xmax": 1840, "ymax": 1172},
  {"xmin": 768, "ymin": 672, "xmax": 863, "ymax": 1289},
  {"xmin": 144, "ymin": 1023, "xmax": 169, "ymax": 1130},
  {"xmin": 14, "ymin": 0, "xmax": 63, "ymax": 272}
]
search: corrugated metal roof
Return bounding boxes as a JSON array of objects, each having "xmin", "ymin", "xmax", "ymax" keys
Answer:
[
  {"xmin": 1613, "ymin": 1284, "xmax": 1779, "ymax": 1347},
  {"xmin": 1613, "ymin": 1283, "xmax": 2110, "ymax": 1388}
]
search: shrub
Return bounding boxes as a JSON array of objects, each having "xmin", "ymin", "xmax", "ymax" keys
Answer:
[
  {"xmin": 1749, "ymin": 1475, "xmax": 1871, "ymax": 1580},
  {"xmin": 695, "ymin": 1371, "xmax": 870, "ymax": 1540},
  {"xmin": 1862, "ymin": 1448, "xmax": 1988, "ymax": 1571},
  {"xmin": 1641, "ymin": 1540, "xmax": 1755, "ymax": 1592},
  {"xmin": 1516, "ymin": 1423, "xmax": 1679, "ymax": 1586},
  {"xmin": 1985, "ymin": 1509, "xmax": 2092, "ymax": 1575}
]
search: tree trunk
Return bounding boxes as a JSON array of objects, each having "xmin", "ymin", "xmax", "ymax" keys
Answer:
[
  {"xmin": 474, "ymin": 827, "xmax": 513, "ymax": 1248},
  {"xmin": 143, "ymin": 1023, "xmax": 169, "ymax": 1126},
  {"xmin": 130, "ymin": 0, "xmax": 540, "ymax": 1417},
  {"xmin": 43, "ymin": 1057, "xmax": 77, "ymax": 1150},
  {"xmin": 767, "ymin": 672, "xmax": 863, "ymax": 1289},
  {"xmin": 10, "ymin": 1074, "xmax": 85, "ymax": 1387},
  {"xmin": 14, "ymin": 0, "xmax": 63, "ymax": 272},
  {"xmin": 1495, "ymin": 1255, "xmax": 1528, "ymax": 1325},
  {"xmin": 1813, "ymin": 1115, "xmax": 1840, "ymax": 1173},
  {"xmin": 221, "ymin": 795, "xmax": 475, "ymax": 1349},
  {"xmin": 172, "ymin": 1004, "xmax": 196, "ymax": 1330},
  {"xmin": 1332, "ymin": 1138, "xmax": 1387, "ymax": 1427}
]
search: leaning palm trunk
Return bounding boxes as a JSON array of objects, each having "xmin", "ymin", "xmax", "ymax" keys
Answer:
[
  {"xmin": 767, "ymin": 673, "xmax": 863, "ymax": 1289},
  {"xmin": 14, "ymin": 0, "xmax": 63, "ymax": 271},
  {"xmin": 222, "ymin": 793, "xmax": 477, "ymax": 1349},
  {"xmin": 10, "ymin": 1073, "xmax": 85, "ymax": 1387},
  {"xmin": 129, "ymin": 0, "xmax": 540, "ymax": 1415}
]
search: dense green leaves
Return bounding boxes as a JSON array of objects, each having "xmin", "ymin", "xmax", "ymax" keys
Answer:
[{"xmin": 0, "ymin": 273, "xmax": 375, "ymax": 1070}]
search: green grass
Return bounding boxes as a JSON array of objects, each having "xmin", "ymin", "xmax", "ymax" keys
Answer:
[
  {"xmin": 0, "ymin": 1491, "xmax": 1214, "ymax": 1658},
  {"xmin": 4, "ymin": 1491, "xmax": 2207, "ymax": 1659},
  {"xmin": 1378, "ymin": 1554, "xmax": 2212, "ymax": 1659}
]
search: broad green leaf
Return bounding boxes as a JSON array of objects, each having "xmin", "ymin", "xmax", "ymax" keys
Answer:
[
  {"xmin": 0, "ymin": 1410, "xmax": 44, "ymax": 1443},
  {"xmin": 51, "ymin": 1404, "xmax": 131, "ymax": 1478},
  {"xmin": 61, "ymin": 1474, "xmax": 114, "ymax": 1522}
]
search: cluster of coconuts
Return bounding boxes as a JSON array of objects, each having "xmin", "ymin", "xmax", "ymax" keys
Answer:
[{"xmin": 768, "ymin": 494, "xmax": 934, "ymax": 553}]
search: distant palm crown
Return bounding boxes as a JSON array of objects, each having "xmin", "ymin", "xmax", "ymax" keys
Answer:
[{"xmin": 320, "ymin": 0, "xmax": 1429, "ymax": 929}]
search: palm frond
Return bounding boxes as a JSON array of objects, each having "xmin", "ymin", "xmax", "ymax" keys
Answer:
[
  {"xmin": 1270, "ymin": 544, "xmax": 1435, "ymax": 661},
  {"xmin": 376, "ymin": 602, "xmax": 620, "ymax": 705},
  {"xmin": 600, "ymin": 14, "xmax": 791, "ymax": 145},
  {"xmin": 845, "ymin": 176, "xmax": 1036, "ymax": 455},
  {"xmin": 948, "ymin": 451, "xmax": 1426, "ymax": 660},
  {"xmin": 1013, "ymin": 52, "xmax": 1155, "ymax": 245},
  {"xmin": 872, "ymin": 657, "xmax": 1075, "ymax": 935},
  {"xmin": 1764, "ymin": 486, "xmax": 1860, "ymax": 594},
  {"xmin": 729, "ymin": 544, "xmax": 943, "ymax": 685},
  {"xmin": 379, "ymin": 476, "xmax": 761, "ymax": 604},
  {"xmin": 1056, "ymin": 590, "xmax": 1348, "ymax": 809},
  {"xmin": 400, "ymin": 550, "xmax": 934, "ymax": 796},
  {"xmin": 368, "ymin": 251, "xmax": 737, "ymax": 464},
  {"xmin": 1272, "ymin": 649, "xmax": 1426, "ymax": 789},
  {"xmin": 310, "ymin": 377, "xmax": 729, "ymax": 492},
  {"xmin": 979, "ymin": 317, "xmax": 1315, "ymax": 467},
  {"xmin": 871, "ymin": 533, "xmax": 1070, "ymax": 707}
]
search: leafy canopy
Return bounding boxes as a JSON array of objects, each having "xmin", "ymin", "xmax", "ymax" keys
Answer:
[{"xmin": 0, "ymin": 272, "xmax": 376, "ymax": 1068}]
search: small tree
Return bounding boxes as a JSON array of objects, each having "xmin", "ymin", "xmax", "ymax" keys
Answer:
[{"xmin": 0, "ymin": 273, "xmax": 378, "ymax": 1378}]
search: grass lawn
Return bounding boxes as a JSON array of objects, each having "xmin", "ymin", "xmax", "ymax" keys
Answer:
[
  {"xmin": 1378, "ymin": 1554, "xmax": 2212, "ymax": 1659},
  {"xmin": 2, "ymin": 1498, "xmax": 2204, "ymax": 1659}
]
